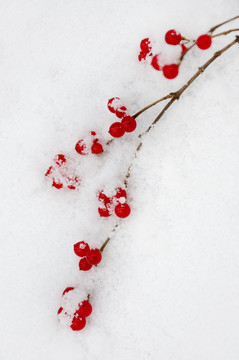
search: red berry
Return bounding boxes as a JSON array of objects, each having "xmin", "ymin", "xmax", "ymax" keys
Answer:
[
  {"xmin": 151, "ymin": 54, "xmax": 161, "ymax": 71},
  {"xmin": 162, "ymin": 64, "xmax": 179, "ymax": 79},
  {"xmin": 98, "ymin": 206, "xmax": 112, "ymax": 217},
  {"xmin": 115, "ymin": 187, "xmax": 127, "ymax": 199},
  {"xmin": 86, "ymin": 249, "xmax": 102, "ymax": 265},
  {"xmin": 67, "ymin": 176, "xmax": 80, "ymax": 190},
  {"xmin": 98, "ymin": 191, "xmax": 112, "ymax": 205},
  {"xmin": 91, "ymin": 131, "xmax": 96, "ymax": 136},
  {"xmin": 91, "ymin": 142, "xmax": 103, "ymax": 154},
  {"xmin": 75, "ymin": 139, "xmax": 88, "ymax": 155},
  {"xmin": 107, "ymin": 97, "xmax": 120, "ymax": 113},
  {"xmin": 70, "ymin": 314, "xmax": 86, "ymax": 331},
  {"xmin": 165, "ymin": 29, "xmax": 182, "ymax": 45},
  {"xmin": 79, "ymin": 257, "xmax": 93, "ymax": 271},
  {"xmin": 109, "ymin": 122, "xmax": 125, "ymax": 138},
  {"xmin": 116, "ymin": 106, "xmax": 127, "ymax": 119},
  {"xmin": 74, "ymin": 241, "xmax": 90, "ymax": 257},
  {"xmin": 62, "ymin": 287, "xmax": 75, "ymax": 296},
  {"xmin": 115, "ymin": 203, "xmax": 131, "ymax": 218},
  {"xmin": 45, "ymin": 166, "xmax": 53, "ymax": 177},
  {"xmin": 57, "ymin": 307, "xmax": 63, "ymax": 315},
  {"xmin": 77, "ymin": 301, "xmax": 92, "ymax": 317},
  {"xmin": 121, "ymin": 116, "xmax": 137, "ymax": 133},
  {"xmin": 181, "ymin": 44, "xmax": 187, "ymax": 54},
  {"xmin": 54, "ymin": 154, "xmax": 67, "ymax": 167},
  {"xmin": 52, "ymin": 180, "xmax": 63, "ymax": 189},
  {"xmin": 138, "ymin": 51, "xmax": 147, "ymax": 62},
  {"xmin": 140, "ymin": 38, "xmax": 151, "ymax": 52},
  {"xmin": 196, "ymin": 34, "xmax": 212, "ymax": 50}
]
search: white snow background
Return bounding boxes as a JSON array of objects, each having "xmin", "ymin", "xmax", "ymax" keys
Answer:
[{"xmin": 0, "ymin": 0, "xmax": 239, "ymax": 359}]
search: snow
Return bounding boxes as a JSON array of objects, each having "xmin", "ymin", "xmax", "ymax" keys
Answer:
[{"xmin": 0, "ymin": 0, "xmax": 239, "ymax": 359}]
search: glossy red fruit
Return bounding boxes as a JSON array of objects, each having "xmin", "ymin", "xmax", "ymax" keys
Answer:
[
  {"xmin": 165, "ymin": 29, "xmax": 181, "ymax": 45},
  {"xmin": 140, "ymin": 38, "xmax": 151, "ymax": 52},
  {"xmin": 121, "ymin": 116, "xmax": 137, "ymax": 133},
  {"xmin": 98, "ymin": 206, "xmax": 112, "ymax": 217},
  {"xmin": 162, "ymin": 64, "xmax": 179, "ymax": 79},
  {"xmin": 107, "ymin": 97, "xmax": 121, "ymax": 113},
  {"xmin": 70, "ymin": 314, "xmax": 86, "ymax": 331},
  {"xmin": 62, "ymin": 287, "xmax": 75, "ymax": 296},
  {"xmin": 86, "ymin": 249, "xmax": 102, "ymax": 265},
  {"xmin": 138, "ymin": 51, "xmax": 147, "ymax": 62},
  {"xmin": 52, "ymin": 180, "xmax": 63, "ymax": 189},
  {"xmin": 79, "ymin": 257, "xmax": 93, "ymax": 271},
  {"xmin": 196, "ymin": 34, "xmax": 212, "ymax": 50},
  {"xmin": 115, "ymin": 203, "xmax": 131, "ymax": 218},
  {"xmin": 74, "ymin": 241, "xmax": 90, "ymax": 257},
  {"xmin": 57, "ymin": 307, "xmax": 63, "ymax": 315},
  {"xmin": 91, "ymin": 142, "xmax": 103, "ymax": 154},
  {"xmin": 75, "ymin": 139, "xmax": 88, "ymax": 155},
  {"xmin": 77, "ymin": 301, "xmax": 92, "ymax": 317},
  {"xmin": 54, "ymin": 154, "xmax": 67, "ymax": 167},
  {"xmin": 181, "ymin": 44, "xmax": 187, "ymax": 54},
  {"xmin": 109, "ymin": 122, "xmax": 125, "ymax": 138},
  {"xmin": 116, "ymin": 106, "xmax": 127, "ymax": 119},
  {"xmin": 115, "ymin": 187, "xmax": 127, "ymax": 199},
  {"xmin": 151, "ymin": 54, "xmax": 161, "ymax": 71},
  {"xmin": 98, "ymin": 191, "xmax": 112, "ymax": 205},
  {"xmin": 91, "ymin": 131, "xmax": 96, "ymax": 136}
]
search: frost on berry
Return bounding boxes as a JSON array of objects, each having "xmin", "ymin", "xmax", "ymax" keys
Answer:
[
  {"xmin": 76, "ymin": 132, "xmax": 103, "ymax": 156},
  {"xmin": 45, "ymin": 156, "xmax": 81, "ymax": 190},
  {"xmin": 107, "ymin": 97, "xmax": 122, "ymax": 113},
  {"xmin": 57, "ymin": 286, "xmax": 90, "ymax": 331},
  {"xmin": 138, "ymin": 38, "xmax": 153, "ymax": 62},
  {"xmin": 165, "ymin": 29, "xmax": 182, "ymax": 45}
]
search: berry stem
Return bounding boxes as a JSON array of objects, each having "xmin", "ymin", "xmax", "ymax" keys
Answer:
[
  {"xmin": 208, "ymin": 15, "xmax": 239, "ymax": 34},
  {"xmin": 133, "ymin": 94, "xmax": 174, "ymax": 119},
  {"xmin": 100, "ymin": 36, "xmax": 239, "ymax": 252},
  {"xmin": 211, "ymin": 28, "xmax": 239, "ymax": 38}
]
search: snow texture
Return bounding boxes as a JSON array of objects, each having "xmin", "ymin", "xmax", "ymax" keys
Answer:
[{"xmin": 0, "ymin": 0, "xmax": 239, "ymax": 359}]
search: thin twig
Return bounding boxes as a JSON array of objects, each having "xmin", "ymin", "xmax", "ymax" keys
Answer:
[
  {"xmin": 209, "ymin": 15, "xmax": 239, "ymax": 34},
  {"xmin": 100, "ymin": 36, "xmax": 239, "ymax": 252}
]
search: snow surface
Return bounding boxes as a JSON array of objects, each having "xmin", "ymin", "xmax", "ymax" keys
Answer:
[{"xmin": 0, "ymin": 0, "xmax": 239, "ymax": 359}]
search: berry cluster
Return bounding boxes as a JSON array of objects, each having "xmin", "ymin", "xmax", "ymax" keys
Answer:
[
  {"xmin": 139, "ymin": 30, "xmax": 212, "ymax": 79},
  {"xmin": 75, "ymin": 131, "xmax": 103, "ymax": 155},
  {"xmin": 57, "ymin": 287, "xmax": 92, "ymax": 331},
  {"xmin": 107, "ymin": 98, "xmax": 137, "ymax": 138},
  {"xmin": 45, "ymin": 154, "xmax": 80, "ymax": 190},
  {"xmin": 98, "ymin": 187, "xmax": 131, "ymax": 218},
  {"xmin": 74, "ymin": 241, "xmax": 102, "ymax": 271}
]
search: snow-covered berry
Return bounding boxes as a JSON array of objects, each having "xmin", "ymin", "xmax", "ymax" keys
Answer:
[
  {"xmin": 75, "ymin": 139, "xmax": 88, "ymax": 155},
  {"xmin": 76, "ymin": 300, "xmax": 92, "ymax": 318},
  {"xmin": 165, "ymin": 29, "xmax": 182, "ymax": 45},
  {"xmin": 151, "ymin": 54, "xmax": 161, "ymax": 71},
  {"xmin": 70, "ymin": 313, "xmax": 86, "ymax": 331},
  {"xmin": 74, "ymin": 241, "xmax": 90, "ymax": 257}
]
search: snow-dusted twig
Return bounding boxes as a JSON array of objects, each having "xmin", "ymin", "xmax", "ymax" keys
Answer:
[{"xmin": 100, "ymin": 35, "xmax": 239, "ymax": 252}]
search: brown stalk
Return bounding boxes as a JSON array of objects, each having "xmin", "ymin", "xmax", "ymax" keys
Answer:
[{"xmin": 100, "ymin": 36, "xmax": 239, "ymax": 252}]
